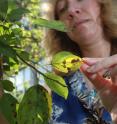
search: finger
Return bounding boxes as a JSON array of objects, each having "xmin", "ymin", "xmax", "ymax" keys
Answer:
[
  {"xmin": 80, "ymin": 63, "xmax": 98, "ymax": 82},
  {"xmin": 81, "ymin": 64, "xmax": 111, "ymax": 90},
  {"xmin": 82, "ymin": 57, "xmax": 102, "ymax": 65},
  {"xmin": 89, "ymin": 66, "xmax": 117, "ymax": 84},
  {"xmin": 87, "ymin": 55, "xmax": 117, "ymax": 73},
  {"xmin": 81, "ymin": 61, "xmax": 110, "ymax": 81},
  {"xmin": 96, "ymin": 69, "xmax": 111, "ymax": 79},
  {"xmin": 81, "ymin": 60, "xmax": 110, "ymax": 77},
  {"xmin": 81, "ymin": 60, "xmax": 113, "ymax": 88},
  {"xmin": 80, "ymin": 62, "xmax": 89, "ymax": 71}
]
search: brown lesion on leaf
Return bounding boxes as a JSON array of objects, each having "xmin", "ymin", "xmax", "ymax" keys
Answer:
[
  {"xmin": 62, "ymin": 60, "xmax": 66, "ymax": 65},
  {"xmin": 63, "ymin": 64, "xmax": 66, "ymax": 68},
  {"xmin": 67, "ymin": 67, "xmax": 71, "ymax": 73},
  {"xmin": 71, "ymin": 59, "xmax": 80, "ymax": 63}
]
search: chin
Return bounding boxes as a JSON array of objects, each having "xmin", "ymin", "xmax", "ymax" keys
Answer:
[
  {"xmin": 77, "ymin": 29, "xmax": 97, "ymax": 40},
  {"xmin": 68, "ymin": 28, "xmax": 98, "ymax": 43},
  {"xmin": 72, "ymin": 34, "xmax": 97, "ymax": 46}
]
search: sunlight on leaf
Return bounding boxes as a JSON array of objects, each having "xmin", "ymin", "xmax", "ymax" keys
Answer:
[
  {"xmin": 44, "ymin": 72, "xmax": 68, "ymax": 99},
  {"xmin": 37, "ymin": 114, "xmax": 43, "ymax": 123},
  {"xmin": 34, "ymin": 18, "xmax": 68, "ymax": 32},
  {"xmin": 52, "ymin": 51, "xmax": 83, "ymax": 74}
]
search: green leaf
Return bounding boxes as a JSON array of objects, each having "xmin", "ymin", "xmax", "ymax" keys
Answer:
[
  {"xmin": 44, "ymin": 72, "xmax": 68, "ymax": 99},
  {"xmin": 0, "ymin": 0, "xmax": 8, "ymax": 20},
  {"xmin": 0, "ymin": 25, "xmax": 4, "ymax": 34},
  {"xmin": 11, "ymin": 27, "xmax": 22, "ymax": 37},
  {"xmin": 17, "ymin": 51, "xmax": 30, "ymax": 61},
  {"xmin": 7, "ymin": 0, "xmax": 17, "ymax": 13},
  {"xmin": 34, "ymin": 18, "xmax": 68, "ymax": 32},
  {"xmin": 17, "ymin": 85, "xmax": 52, "ymax": 124},
  {"xmin": 0, "ymin": 43, "xmax": 17, "ymax": 59},
  {"xmin": 0, "ymin": 80, "xmax": 15, "ymax": 92},
  {"xmin": 52, "ymin": 51, "xmax": 83, "ymax": 74},
  {"xmin": 7, "ymin": 8, "xmax": 30, "ymax": 22},
  {"xmin": 0, "ymin": 93, "xmax": 18, "ymax": 124}
]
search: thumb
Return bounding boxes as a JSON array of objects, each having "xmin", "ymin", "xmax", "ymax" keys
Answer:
[{"xmin": 80, "ymin": 63, "xmax": 111, "ymax": 91}]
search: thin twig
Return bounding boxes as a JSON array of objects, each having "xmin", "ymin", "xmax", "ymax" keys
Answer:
[{"xmin": 16, "ymin": 53, "xmax": 67, "ymax": 87}]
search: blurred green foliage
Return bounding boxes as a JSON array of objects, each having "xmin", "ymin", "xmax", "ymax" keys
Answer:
[{"xmin": 0, "ymin": 0, "xmax": 68, "ymax": 123}]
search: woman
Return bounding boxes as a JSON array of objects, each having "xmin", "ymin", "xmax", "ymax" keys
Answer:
[{"xmin": 44, "ymin": 0, "xmax": 117, "ymax": 123}]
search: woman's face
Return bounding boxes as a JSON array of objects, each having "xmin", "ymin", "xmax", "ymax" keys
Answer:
[{"xmin": 56, "ymin": 0, "xmax": 103, "ymax": 46}]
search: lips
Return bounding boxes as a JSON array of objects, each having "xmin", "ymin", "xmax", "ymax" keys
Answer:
[
  {"xmin": 78, "ymin": 19, "xmax": 89, "ymax": 25},
  {"xmin": 73, "ymin": 19, "xmax": 89, "ymax": 29}
]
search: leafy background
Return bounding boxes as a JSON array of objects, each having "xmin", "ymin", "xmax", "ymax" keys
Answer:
[{"xmin": 0, "ymin": 0, "xmax": 69, "ymax": 124}]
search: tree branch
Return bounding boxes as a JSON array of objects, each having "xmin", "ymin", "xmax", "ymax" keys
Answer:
[{"xmin": 16, "ymin": 53, "xmax": 67, "ymax": 87}]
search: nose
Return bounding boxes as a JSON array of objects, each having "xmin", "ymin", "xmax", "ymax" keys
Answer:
[{"xmin": 67, "ymin": 8, "xmax": 80, "ymax": 20}]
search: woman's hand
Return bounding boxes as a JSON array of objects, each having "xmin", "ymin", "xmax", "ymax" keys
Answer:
[
  {"xmin": 80, "ymin": 55, "xmax": 117, "ymax": 123},
  {"xmin": 82, "ymin": 54, "xmax": 117, "ymax": 83}
]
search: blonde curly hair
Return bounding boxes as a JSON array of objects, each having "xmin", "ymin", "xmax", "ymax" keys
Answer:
[{"xmin": 43, "ymin": 0, "xmax": 117, "ymax": 58}]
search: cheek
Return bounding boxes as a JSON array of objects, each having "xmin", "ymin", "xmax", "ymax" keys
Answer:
[
  {"xmin": 91, "ymin": 4, "xmax": 101, "ymax": 21},
  {"xmin": 85, "ymin": 1, "xmax": 101, "ymax": 21}
]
